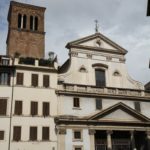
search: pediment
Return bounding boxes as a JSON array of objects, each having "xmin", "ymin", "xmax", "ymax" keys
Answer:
[
  {"xmin": 88, "ymin": 102, "xmax": 150, "ymax": 123},
  {"xmin": 66, "ymin": 33, "xmax": 127, "ymax": 55}
]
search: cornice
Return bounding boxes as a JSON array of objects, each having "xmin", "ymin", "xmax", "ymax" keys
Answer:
[{"xmin": 56, "ymin": 90, "xmax": 150, "ymax": 102}]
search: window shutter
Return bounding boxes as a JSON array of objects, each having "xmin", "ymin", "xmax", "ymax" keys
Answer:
[
  {"xmin": 17, "ymin": 73, "xmax": 24, "ymax": 85},
  {"xmin": 134, "ymin": 102, "xmax": 141, "ymax": 112},
  {"xmin": 43, "ymin": 102, "xmax": 49, "ymax": 116},
  {"xmin": 73, "ymin": 98, "xmax": 80, "ymax": 107},
  {"xmin": 31, "ymin": 102, "xmax": 38, "ymax": 116},
  {"xmin": 30, "ymin": 127, "xmax": 37, "ymax": 141},
  {"xmin": 13, "ymin": 126, "xmax": 21, "ymax": 141},
  {"xmin": 43, "ymin": 75, "xmax": 49, "ymax": 88},
  {"xmin": 15, "ymin": 101, "xmax": 22, "ymax": 115},
  {"xmin": 96, "ymin": 99, "xmax": 102, "ymax": 110},
  {"xmin": 42, "ymin": 127, "xmax": 49, "ymax": 140},
  {"xmin": 32, "ymin": 74, "xmax": 38, "ymax": 87},
  {"xmin": 0, "ymin": 99, "xmax": 7, "ymax": 115},
  {"xmin": 0, "ymin": 131, "xmax": 4, "ymax": 140}
]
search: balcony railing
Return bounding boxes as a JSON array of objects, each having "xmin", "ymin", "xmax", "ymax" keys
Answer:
[{"xmin": 58, "ymin": 84, "xmax": 150, "ymax": 98}]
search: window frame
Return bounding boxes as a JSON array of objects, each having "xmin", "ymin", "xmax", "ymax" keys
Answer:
[
  {"xmin": 0, "ymin": 99, "xmax": 7, "ymax": 116},
  {"xmin": 42, "ymin": 127, "xmax": 49, "ymax": 141},
  {"xmin": 16, "ymin": 72, "xmax": 24, "ymax": 85},
  {"xmin": 31, "ymin": 74, "xmax": 38, "ymax": 87},
  {"xmin": 43, "ymin": 102, "xmax": 50, "ymax": 117},
  {"xmin": 95, "ymin": 69, "xmax": 106, "ymax": 87},
  {"xmin": 73, "ymin": 130, "xmax": 82, "ymax": 141},
  {"xmin": 13, "ymin": 126, "xmax": 21, "ymax": 141},
  {"xmin": 31, "ymin": 101, "xmax": 38, "ymax": 116},
  {"xmin": 73, "ymin": 97, "xmax": 80, "ymax": 108},
  {"xmin": 43, "ymin": 75, "xmax": 49, "ymax": 88},
  {"xmin": 0, "ymin": 131, "xmax": 4, "ymax": 140},
  {"xmin": 30, "ymin": 126, "xmax": 37, "ymax": 141},
  {"xmin": 96, "ymin": 98, "xmax": 102, "ymax": 110},
  {"xmin": 134, "ymin": 101, "xmax": 141, "ymax": 112},
  {"xmin": 14, "ymin": 100, "xmax": 22, "ymax": 115}
]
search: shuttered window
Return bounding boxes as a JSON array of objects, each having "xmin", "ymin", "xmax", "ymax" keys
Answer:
[
  {"xmin": 43, "ymin": 75, "xmax": 49, "ymax": 88},
  {"xmin": 30, "ymin": 127, "xmax": 37, "ymax": 141},
  {"xmin": 73, "ymin": 98, "xmax": 80, "ymax": 108},
  {"xmin": 0, "ymin": 73, "xmax": 10, "ymax": 85},
  {"xmin": 14, "ymin": 101, "xmax": 22, "ymax": 115},
  {"xmin": 96, "ymin": 99, "xmax": 102, "ymax": 110},
  {"xmin": 31, "ymin": 74, "xmax": 38, "ymax": 87},
  {"xmin": 13, "ymin": 126, "xmax": 21, "ymax": 141},
  {"xmin": 42, "ymin": 127, "xmax": 49, "ymax": 140},
  {"xmin": 31, "ymin": 101, "xmax": 38, "ymax": 116},
  {"xmin": 16, "ymin": 73, "xmax": 24, "ymax": 85},
  {"xmin": 43, "ymin": 102, "xmax": 49, "ymax": 116},
  {"xmin": 0, "ymin": 99, "xmax": 7, "ymax": 115},
  {"xmin": 134, "ymin": 101, "xmax": 141, "ymax": 112},
  {"xmin": 0, "ymin": 131, "xmax": 4, "ymax": 140}
]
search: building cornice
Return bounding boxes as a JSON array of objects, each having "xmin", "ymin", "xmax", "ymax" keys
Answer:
[{"xmin": 56, "ymin": 90, "xmax": 150, "ymax": 101}]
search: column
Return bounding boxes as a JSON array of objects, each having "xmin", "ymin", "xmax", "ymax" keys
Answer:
[
  {"xmin": 89, "ymin": 129, "xmax": 96, "ymax": 150},
  {"xmin": 107, "ymin": 130, "xmax": 112, "ymax": 150},
  {"xmin": 147, "ymin": 131, "xmax": 150, "ymax": 150},
  {"xmin": 130, "ymin": 131, "xmax": 136, "ymax": 150},
  {"xmin": 58, "ymin": 128, "xmax": 66, "ymax": 150}
]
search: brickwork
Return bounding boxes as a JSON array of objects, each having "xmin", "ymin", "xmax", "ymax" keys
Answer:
[{"xmin": 7, "ymin": 1, "xmax": 46, "ymax": 58}]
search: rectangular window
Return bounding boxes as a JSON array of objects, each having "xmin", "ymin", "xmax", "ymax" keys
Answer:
[
  {"xmin": 134, "ymin": 101, "xmax": 141, "ymax": 112},
  {"xmin": 0, "ymin": 131, "xmax": 4, "ymax": 140},
  {"xmin": 95, "ymin": 69, "xmax": 105, "ymax": 87},
  {"xmin": 1, "ymin": 59, "xmax": 9, "ymax": 65},
  {"xmin": 13, "ymin": 126, "xmax": 21, "ymax": 141},
  {"xmin": 31, "ymin": 101, "xmax": 38, "ymax": 116},
  {"xmin": 0, "ymin": 73, "xmax": 10, "ymax": 85},
  {"xmin": 42, "ymin": 127, "xmax": 49, "ymax": 140},
  {"xmin": 73, "ymin": 98, "xmax": 80, "ymax": 108},
  {"xmin": 74, "ymin": 147, "xmax": 82, "ymax": 150},
  {"xmin": 16, "ymin": 73, "xmax": 24, "ymax": 85},
  {"xmin": 96, "ymin": 99, "xmax": 102, "ymax": 110},
  {"xmin": 74, "ymin": 131, "xmax": 81, "ymax": 139},
  {"xmin": 30, "ymin": 127, "xmax": 37, "ymax": 141},
  {"xmin": 43, "ymin": 75, "xmax": 49, "ymax": 88},
  {"xmin": 31, "ymin": 74, "xmax": 38, "ymax": 87},
  {"xmin": 14, "ymin": 101, "xmax": 22, "ymax": 115},
  {"xmin": 0, "ymin": 99, "xmax": 7, "ymax": 115},
  {"xmin": 43, "ymin": 102, "xmax": 49, "ymax": 117}
]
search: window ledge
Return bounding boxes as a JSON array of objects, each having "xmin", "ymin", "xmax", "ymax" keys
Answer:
[
  {"xmin": 73, "ymin": 107, "xmax": 81, "ymax": 110},
  {"xmin": 73, "ymin": 139, "xmax": 83, "ymax": 142}
]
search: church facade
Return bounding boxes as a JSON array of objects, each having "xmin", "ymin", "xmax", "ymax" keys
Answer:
[{"xmin": 0, "ymin": 1, "xmax": 150, "ymax": 150}]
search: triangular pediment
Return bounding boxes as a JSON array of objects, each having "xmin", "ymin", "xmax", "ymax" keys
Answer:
[
  {"xmin": 66, "ymin": 33, "xmax": 128, "ymax": 55},
  {"xmin": 88, "ymin": 102, "xmax": 150, "ymax": 123}
]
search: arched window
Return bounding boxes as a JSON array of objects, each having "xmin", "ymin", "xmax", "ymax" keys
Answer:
[
  {"xmin": 95, "ymin": 69, "xmax": 106, "ymax": 87},
  {"xmin": 23, "ymin": 15, "xmax": 27, "ymax": 29},
  {"xmin": 18, "ymin": 14, "xmax": 22, "ymax": 29},
  {"xmin": 30, "ymin": 16, "xmax": 33, "ymax": 30},
  {"xmin": 35, "ymin": 16, "xmax": 38, "ymax": 31}
]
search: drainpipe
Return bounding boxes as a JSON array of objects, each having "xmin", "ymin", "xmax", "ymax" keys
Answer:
[{"xmin": 8, "ymin": 58, "xmax": 15, "ymax": 150}]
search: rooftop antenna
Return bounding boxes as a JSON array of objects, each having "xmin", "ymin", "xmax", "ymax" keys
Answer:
[{"xmin": 95, "ymin": 20, "xmax": 99, "ymax": 33}]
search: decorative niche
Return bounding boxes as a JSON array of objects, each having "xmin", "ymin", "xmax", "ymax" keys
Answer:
[
  {"xmin": 113, "ymin": 70, "xmax": 121, "ymax": 76},
  {"xmin": 79, "ymin": 65, "xmax": 87, "ymax": 73}
]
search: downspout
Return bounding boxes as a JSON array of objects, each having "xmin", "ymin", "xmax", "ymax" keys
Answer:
[{"xmin": 8, "ymin": 58, "xmax": 15, "ymax": 150}]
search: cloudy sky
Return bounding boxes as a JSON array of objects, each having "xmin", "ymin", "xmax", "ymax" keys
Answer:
[{"xmin": 0, "ymin": 0, "xmax": 150, "ymax": 84}]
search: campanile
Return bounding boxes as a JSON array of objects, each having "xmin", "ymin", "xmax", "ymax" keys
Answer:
[{"xmin": 6, "ymin": 1, "xmax": 46, "ymax": 58}]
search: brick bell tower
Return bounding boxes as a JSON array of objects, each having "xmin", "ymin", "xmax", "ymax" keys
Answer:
[{"xmin": 6, "ymin": 1, "xmax": 46, "ymax": 58}]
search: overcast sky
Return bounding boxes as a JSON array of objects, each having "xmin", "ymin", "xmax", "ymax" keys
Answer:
[{"xmin": 0, "ymin": 0, "xmax": 150, "ymax": 84}]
